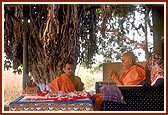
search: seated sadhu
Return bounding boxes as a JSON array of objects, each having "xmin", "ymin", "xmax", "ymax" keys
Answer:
[
  {"xmin": 92, "ymin": 51, "xmax": 146, "ymax": 111},
  {"xmin": 49, "ymin": 62, "xmax": 84, "ymax": 92}
]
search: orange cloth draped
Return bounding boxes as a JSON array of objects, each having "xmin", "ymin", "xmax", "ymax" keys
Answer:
[
  {"xmin": 49, "ymin": 73, "xmax": 76, "ymax": 92},
  {"xmin": 120, "ymin": 64, "xmax": 146, "ymax": 85},
  {"xmin": 91, "ymin": 93, "xmax": 102, "ymax": 111}
]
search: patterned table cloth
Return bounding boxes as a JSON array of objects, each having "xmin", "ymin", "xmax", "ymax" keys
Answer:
[{"xmin": 9, "ymin": 94, "xmax": 93, "ymax": 111}]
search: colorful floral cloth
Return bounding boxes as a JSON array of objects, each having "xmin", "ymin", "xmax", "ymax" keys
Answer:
[
  {"xmin": 10, "ymin": 91, "xmax": 93, "ymax": 111},
  {"xmin": 146, "ymin": 53, "xmax": 164, "ymax": 86}
]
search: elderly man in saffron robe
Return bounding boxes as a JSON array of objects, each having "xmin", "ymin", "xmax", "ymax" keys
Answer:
[
  {"xmin": 109, "ymin": 52, "xmax": 146, "ymax": 85},
  {"xmin": 49, "ymin": 63, "xmax": 84, "ymax": 92},
  {"xmin": 92, "ymin": 51, "xmax": 146, "ymax": 111}
]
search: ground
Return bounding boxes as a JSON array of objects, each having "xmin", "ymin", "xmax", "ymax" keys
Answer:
[{"xmin": 3, "ymin": 70, "xmax": 23, "ymax": 106}]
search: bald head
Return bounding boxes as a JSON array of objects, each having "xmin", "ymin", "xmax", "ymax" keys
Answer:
[
  {"xmin": 122, "ymin": 52, "xmax": 136, "ymax": 63},
  {"xmin": 122, "ymin": 52, "xmax": 136, "ymax": 69}
]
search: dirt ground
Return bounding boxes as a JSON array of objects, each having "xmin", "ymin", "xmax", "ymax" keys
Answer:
[{"xmin": 3, "ymin": 70, "xmax": 23, "ymax": 106}]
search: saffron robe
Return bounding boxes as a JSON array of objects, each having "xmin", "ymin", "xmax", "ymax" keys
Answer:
[
  {"xmin": 120, "ymin": 64, "xmax": 146, "ymax": 85},
  {"xmin": 49, "ymin": 73, "xmax": 84, "ymax": 92},
  {"xmin": 49, "ymin": 73, "xmax": 76, "ymax": 92}
]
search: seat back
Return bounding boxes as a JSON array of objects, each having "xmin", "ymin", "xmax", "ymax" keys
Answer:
[{"xmin": 102, "ymin": 86, "xmax": 164, "ymax": 111}]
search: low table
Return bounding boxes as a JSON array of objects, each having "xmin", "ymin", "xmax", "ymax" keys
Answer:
[{"xmin": 9, "ymin": 95, "xmax": 93, "ymax": 111}]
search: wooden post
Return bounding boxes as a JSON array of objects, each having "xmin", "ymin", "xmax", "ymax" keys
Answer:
[
  {"xmin": 23, "ymin": 18, "xmax": 31, "ymax": 89},
  {"xmin": 152, "ymin": 5, "xmax": 164, "ymax": 58}
]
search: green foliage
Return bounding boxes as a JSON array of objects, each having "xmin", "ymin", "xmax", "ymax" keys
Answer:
[
  {"xmin": 4, "ymin": 4, "xmax": 154, "ymax": 75},
  {"xmin": 4, "ymin": 59, "xmax": 12, "ymax": 71}
]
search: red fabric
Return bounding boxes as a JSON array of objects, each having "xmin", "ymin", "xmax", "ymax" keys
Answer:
[{"xmin": 146, "ymin": 53, "xmax": 164, "ymax": 85}]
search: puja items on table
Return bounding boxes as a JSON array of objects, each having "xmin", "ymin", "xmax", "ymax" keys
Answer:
[
  {"xmin": 9, "ymin": 91, "xmax": 93, "ymax": 111},
  {"xmin": 24, "ymin": 91, "xmax": 92, "ymax": 102}
]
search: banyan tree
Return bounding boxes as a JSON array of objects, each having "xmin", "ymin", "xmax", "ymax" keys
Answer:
[{"xmin": 4, "ymin": 3, "xmax": 164, "ymax": 89}]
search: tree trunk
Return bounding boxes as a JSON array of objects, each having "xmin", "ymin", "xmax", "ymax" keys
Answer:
[{"xmin": 28, "ymin": 4, "xmax": 79, "ymax": 84}]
